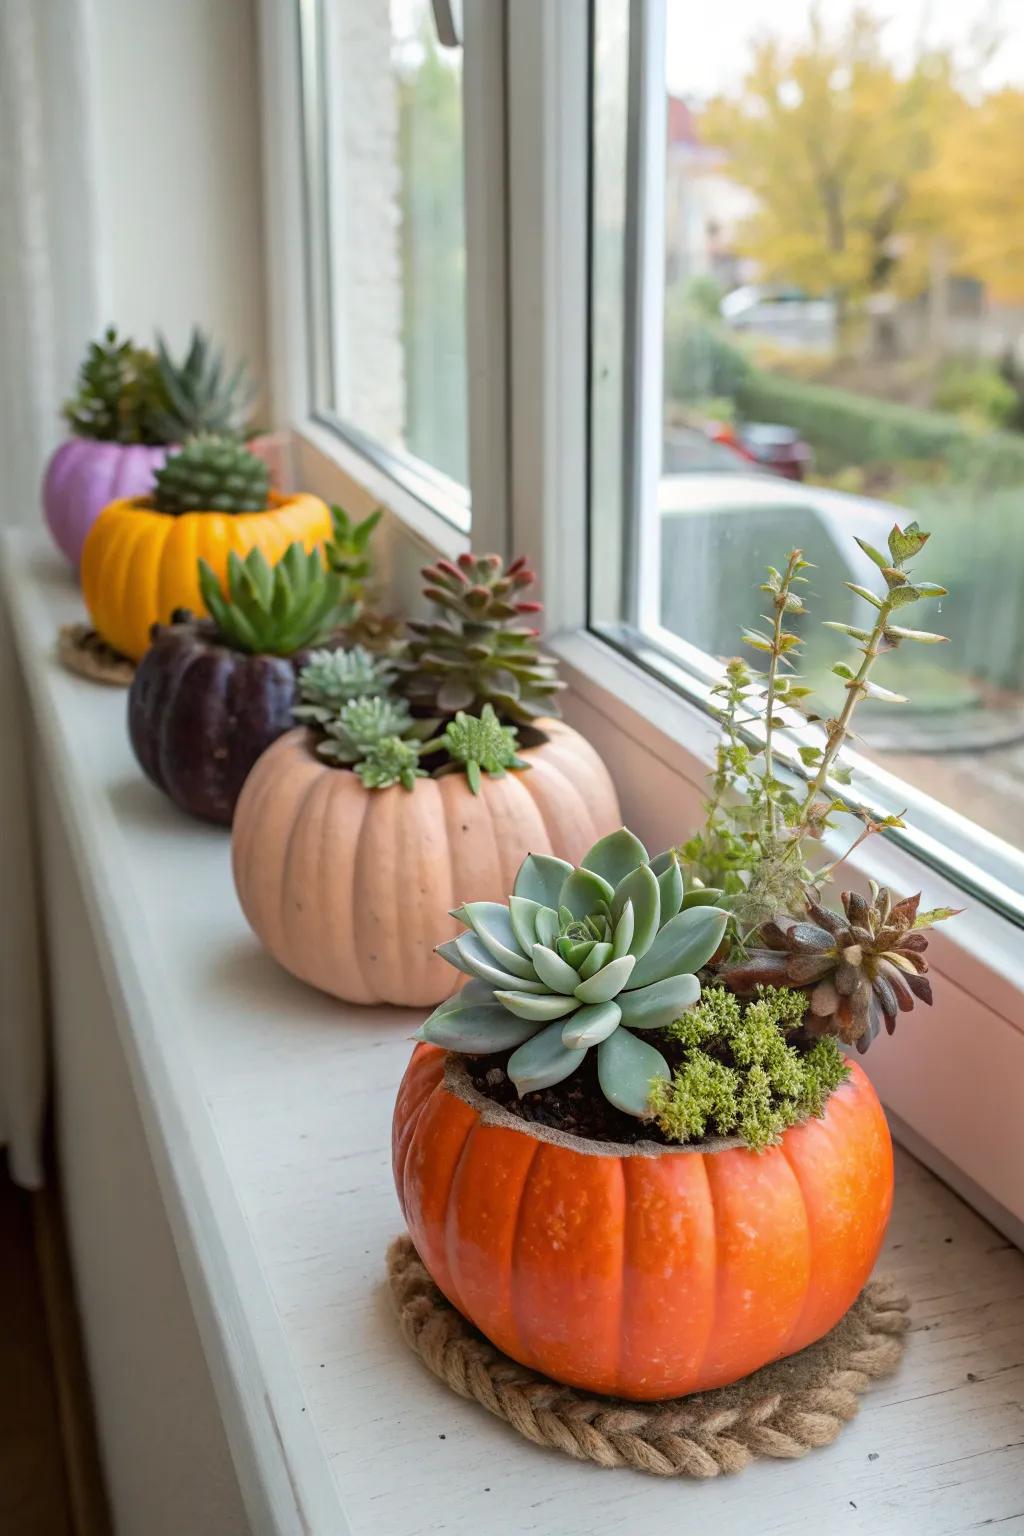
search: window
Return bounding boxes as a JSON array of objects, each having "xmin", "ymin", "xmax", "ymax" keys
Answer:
[
  {"xmin": 589, "ymin": 0, "xmax": 1024, "ymax": 919},
  {"xmin": 299, "ymin": 0, "xmax": 470, "ymax": 520}
]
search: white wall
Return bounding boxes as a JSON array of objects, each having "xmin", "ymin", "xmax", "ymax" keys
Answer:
[{"xmin": 90, "ymin": 0, "xmax": 267, "ymax": 386}]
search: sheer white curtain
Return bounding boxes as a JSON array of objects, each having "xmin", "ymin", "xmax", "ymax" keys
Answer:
[
  {"xmin": 0, "ymin": 0, "xmax": 102, "ymax": 523},
  {"xmin": 0, "ymin": 0, "xmax": 101, "ymax": 1184}
]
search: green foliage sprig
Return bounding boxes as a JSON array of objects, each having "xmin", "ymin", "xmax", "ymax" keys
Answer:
[
  {"xmin": 326, "ymin": 504, "xmax": 384, "ymax": 626},
  {"xmin": 687, "ymin": 522, "xmax": 948, "ymax": 929}
]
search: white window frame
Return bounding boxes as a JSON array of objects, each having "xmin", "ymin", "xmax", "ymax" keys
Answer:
[{"xmin": 257, "ymin": 0, "xmax": 1024, "ymax": 1242}]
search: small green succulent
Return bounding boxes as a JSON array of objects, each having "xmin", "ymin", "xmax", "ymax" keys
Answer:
[
  {"xmin": 198, "ymin": 544, "xmax": 343, "ymax": 657},
  {"xmin": 434, "ymin": 704, "xmax": 528, "ymax": 794},
  {"xmin": 316, "ymin": 695, "xmax": 415, "ymax": 764},
  {"xmin": 293, "ymin": 646, "xmax": 395, "ymax": 723},
  {"xmin": 354, "ymin": 736, "xmax": 428, "ymax": 791},
  {"xmin": 417, "ymin": 830, "xmax": 729, "ymax": 1117},
  {"xmin": 326, "ymin": 504, "xmax": 383, "ymax": 622}
]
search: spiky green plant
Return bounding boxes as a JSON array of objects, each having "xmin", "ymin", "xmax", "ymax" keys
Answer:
[
  {"xmin": 417, "ymin": 830, "xmax": 728, "ymax": 1117},
  {"xmin": 63, "ymin": 327, "xmax": 165, "ymax": 444},
  {"xmin": 433, "ymin": 704, "xmax": 527, "ymax": 794},
  {"xmin": 326, "ymin": 504, "xmax": 383, "ymax": 622},
  {"xmin": 152, "ymin": 435, "xmax": 270, "ymax": 515},
  {"xmin": 197, "ymin": 544, "xmax": 343, "ymax": 657},
  {"xmin": 151, "ymin": 328, "xmax": 256, "ymax": 442},
  {"xmin": 293, "ymin": 646, "xmax": 395, "ymax": 723},
  {"xmin": 395, "ymin": 553, "xmax": 565, "ymax": 724}
]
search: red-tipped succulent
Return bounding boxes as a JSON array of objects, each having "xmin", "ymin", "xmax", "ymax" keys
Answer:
[{"xmin": 395, "ymin": 552, "xmax": 565, "ymax": 724}]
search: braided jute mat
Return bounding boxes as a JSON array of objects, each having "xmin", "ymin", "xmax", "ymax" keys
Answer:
[
  {"xmin": 387, "ymin": 1235, "xmax": 910, "ymax": 1478},
  {"xmin": 57, "ymin": 624, "xmax": 135, "ymax": 686}
]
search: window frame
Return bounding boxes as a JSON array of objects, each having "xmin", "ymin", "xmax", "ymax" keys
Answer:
[{"xmin": 258, "ymin": 0, "xmax": 1024, "ymax": 1225}]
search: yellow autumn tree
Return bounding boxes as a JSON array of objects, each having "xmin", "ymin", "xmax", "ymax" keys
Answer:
[
  {"xmin": 703, "ymin": 6, "xmax": 958, "ymax": 321},
  {"xmin": 928, "ymin": 89, "xmax": 1024, "ymax": 302}
]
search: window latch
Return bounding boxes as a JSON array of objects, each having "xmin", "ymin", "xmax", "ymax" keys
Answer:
[{"xmin": 430, "ymin": 0, "xmax": 463, "ymax": 49}]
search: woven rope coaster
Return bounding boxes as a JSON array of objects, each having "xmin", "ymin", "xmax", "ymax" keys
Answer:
[
  {"xmin": 387, "ymin": 1235, "xmax": 910, "ymax": 1478},
  {"xmin": 57, "ymin": 625, "xmax": 135, "ymax": 687}
]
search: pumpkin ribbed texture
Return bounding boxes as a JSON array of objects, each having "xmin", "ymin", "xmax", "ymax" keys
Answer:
[
  {"xmin": 231, "ymin": 720, "xmax": 623, "ymax": 1007},
  {"xmin": 80, "ymin": 491, "xmax": 332, "ymax": 661},
  {"xmin": 393, "ymin": 1043, "xmax": 894, "ymax": 1400}
]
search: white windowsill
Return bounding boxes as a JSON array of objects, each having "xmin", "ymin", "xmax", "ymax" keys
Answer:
[{"xmin": 8, "ymin": 531, "xmax": 1023, "ymax": 1534}]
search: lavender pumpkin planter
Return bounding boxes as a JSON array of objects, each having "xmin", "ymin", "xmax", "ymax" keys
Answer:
[{"xmin": 43, "ymin": 438, "xmax": 172, "ymax": 573}]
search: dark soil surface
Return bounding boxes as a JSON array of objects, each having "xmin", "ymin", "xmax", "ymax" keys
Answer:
[{"xmin": 466, "ymin": 1032, "xmax": 689, "ymax": 1147}]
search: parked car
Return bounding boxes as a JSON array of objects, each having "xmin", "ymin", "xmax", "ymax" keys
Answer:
[{"xmin": 721, "ymin": 284, "xmax": 836, "ymax": 354}]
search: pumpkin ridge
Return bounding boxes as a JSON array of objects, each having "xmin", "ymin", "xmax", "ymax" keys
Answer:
[
  {"xmin": 506, "ymin": 1134, "xmax": 544, "ymax": 1373},
  {"xmin": 277, "ymin": 761, "xmax": 325, "ymax": 982},
  {"xmin": 288, "ymin": 765, "xmax": 334, "ymax": 986},
  {"xmin": 531, "ymin": 726, "xmax": 606, "ymax": 848},
  {"xmin": 148, "ymin": 513, "xmax": 176, "ymax": 649},
  {"xmin": 694, "ymin": 1154, "xmax": 721, "ymax": 1387},
  {"xmin": 233, "ymin": 743, "xmax": 290, "ymax": 936},
  {"xmin": 348, "ymin": 772, "xmax": 381, "ymax": 1003},
  {"xmin": 404, "ymin": 1085, "xmax": 475, "ymax": 1306},
  {"xmin": 155, "ymin": 641, "xmax": 208, "ymax": 794},
  {"xmin": 393, "ymin": 1062, "xmax": 439, "ymax": 1199},
  {"xmin": 610, "ymin": 1156, "xmax": 629, "ymax": 1394},
  {"xmin": 109, "ymin": 511, "xmax": 154, "ymax": 656},
  {"xmin": 524, "ymin": 736, "xmax": 603, "ymax": 858},
  {"xmin": 776, "ymin": 1142, "xmax": 816, "ymax": 1357}
]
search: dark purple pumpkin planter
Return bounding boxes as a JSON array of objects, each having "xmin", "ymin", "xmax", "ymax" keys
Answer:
[
  {"xmin": 128, "ymin": 615, "xmax": 307, "ymax": 826},
  {"xmin": 43, "ymin": 438, "xmax": 171, "ymax": 572}
]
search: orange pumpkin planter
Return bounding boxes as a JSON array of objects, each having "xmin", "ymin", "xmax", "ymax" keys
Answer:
[
  {"xmin": 81, "ymin": 491, "xmax": 332, "ymax": 661},
  {"xmin": 231, "ymin": 720, "xmax": 622, "ymax": 1008},
  {"xmin": 393, "ymin": 1043, "xmax": 893, "ymax": 1400}
]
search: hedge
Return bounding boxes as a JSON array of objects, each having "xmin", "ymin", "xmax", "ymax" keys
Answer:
[{"xmin": 735, "ymin": 370, "xmax": 1024, "ymax": 487}]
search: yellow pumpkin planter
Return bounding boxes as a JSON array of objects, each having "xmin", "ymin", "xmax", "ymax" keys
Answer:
[{"xmin": 81, "ymin": 437, "xmax": 331, "ymax": 660}]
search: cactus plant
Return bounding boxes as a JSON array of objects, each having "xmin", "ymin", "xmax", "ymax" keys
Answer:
[
  {"xmin": 417, "ymin": 829, "xmax": 728, "ymax": 1116},
  {"xmin": 152, "ymin": 434, "xmax": 270, "ymax": 515}
]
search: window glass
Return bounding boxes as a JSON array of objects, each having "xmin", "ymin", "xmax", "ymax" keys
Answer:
[
  {"xmin": 309, "ymin": 0, "xmax": 469, "ymax": 496},
  {"xmin": 590, "ymin": 0, "xmax": 1024, "ymax": 901}
]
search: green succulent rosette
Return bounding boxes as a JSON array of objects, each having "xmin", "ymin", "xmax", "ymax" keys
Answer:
[{"xmin": 417, "ymin": 829, "xmax": 729, "ymax": 1118}]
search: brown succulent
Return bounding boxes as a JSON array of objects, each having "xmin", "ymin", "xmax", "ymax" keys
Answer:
[{"xmin": 719, "ymin": 884, "xmax": 939, "ymax": 1052}]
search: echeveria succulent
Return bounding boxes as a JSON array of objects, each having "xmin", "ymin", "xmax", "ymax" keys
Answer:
[
  {"xmin": 293, "ymin": 646, "xmax": 395, "ymax": 723},
  {"xmin": 417, "ymin": 829, "xmax": 729, "ymax": 1117}
]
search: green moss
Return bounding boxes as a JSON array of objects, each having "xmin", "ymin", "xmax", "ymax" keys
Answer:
[{"xmin": 651, "ymin": 986, "xmax": 850, "ymax": 1152}]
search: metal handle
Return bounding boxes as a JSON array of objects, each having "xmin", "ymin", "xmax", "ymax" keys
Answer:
[{"xmin": 430, "ymin": 0, "xmax": 463, "ymax": 49}]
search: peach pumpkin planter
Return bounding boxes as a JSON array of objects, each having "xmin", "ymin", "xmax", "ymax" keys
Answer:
[
  {"xmin": 231, "ymin": 719, "xmax": 622, "ymax": 1007},
  {"xmin": 393, "ymin": 1044, "xmax": 894, "ymax": 1400}
]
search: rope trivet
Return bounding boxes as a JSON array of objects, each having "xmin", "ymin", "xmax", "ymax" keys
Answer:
[
  {"xmin": 387, "ymin": 1235, "xmax": 910, "ymax": 1478},
  {"xmin": 57, "ymin": 625, "xmax": 135, "ymax": 686}
]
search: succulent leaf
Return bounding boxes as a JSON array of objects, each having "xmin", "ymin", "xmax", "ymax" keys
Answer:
[
  {"xmin": 507, "ymin": 1023, "xmax": 586, "ymax": 1095},
  {"xmin": 417, "ymin": 1000, "xmax": 539, "ymax": 1053},
  {"xmin": 494, "ymin": 990, "xmax": 581, "ymax": 1022},
  {"xmin": 611, "ymin": 865, "xmax": 661, "ymax": 958},
  {"xmin": 531, "ymin": 944, "xmax": 581, "ymax": 995},
  {"xmin": 454, "ymin": 902, "xmax": 535, "ymax": 980},
  {"xmin": 514, "ymin": 853, "xmax": 574, "ymax": 908},
  {"xmin": 578, "ymin": 940, "xmax": 614, "ymax": 980},
  {"xmin": 580, "ymin": 828, "xmax": 650, "ymax": 888},
  {"xmin": 561, "ymin": 1001, "xmax": 622, "ymax": 1049},
  {"xmin": 508, "ymin": 896, "xmax": 546, "ymax": 955},
  {"xmin": 611, "ymin": 901, "xmax": 635, "ymax": 960},
  {"xmin": 558, "ymin": 867, "xmax": 615, "ymax": 920},
  {"xmin": 152, "ymin": 328, "xmax": 255, "ymax": 442},
  {"xmin": 574, "ymin": 955, "xmax": 636, "ymax": 1004},
  {"xmin": 597, "ymin": 1029, "xmax": 671, "ymax": 1117},
  {"xmin": 626, "ymin": 907, "xmax": 729, "ymax": 990},
  {"xmin": 617, "ymin": 974, "xmax": 702, "ymax": 1030},
  {"xmin": 454, "ymin": 933, "xmax": 548, "ymax": 992}
]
